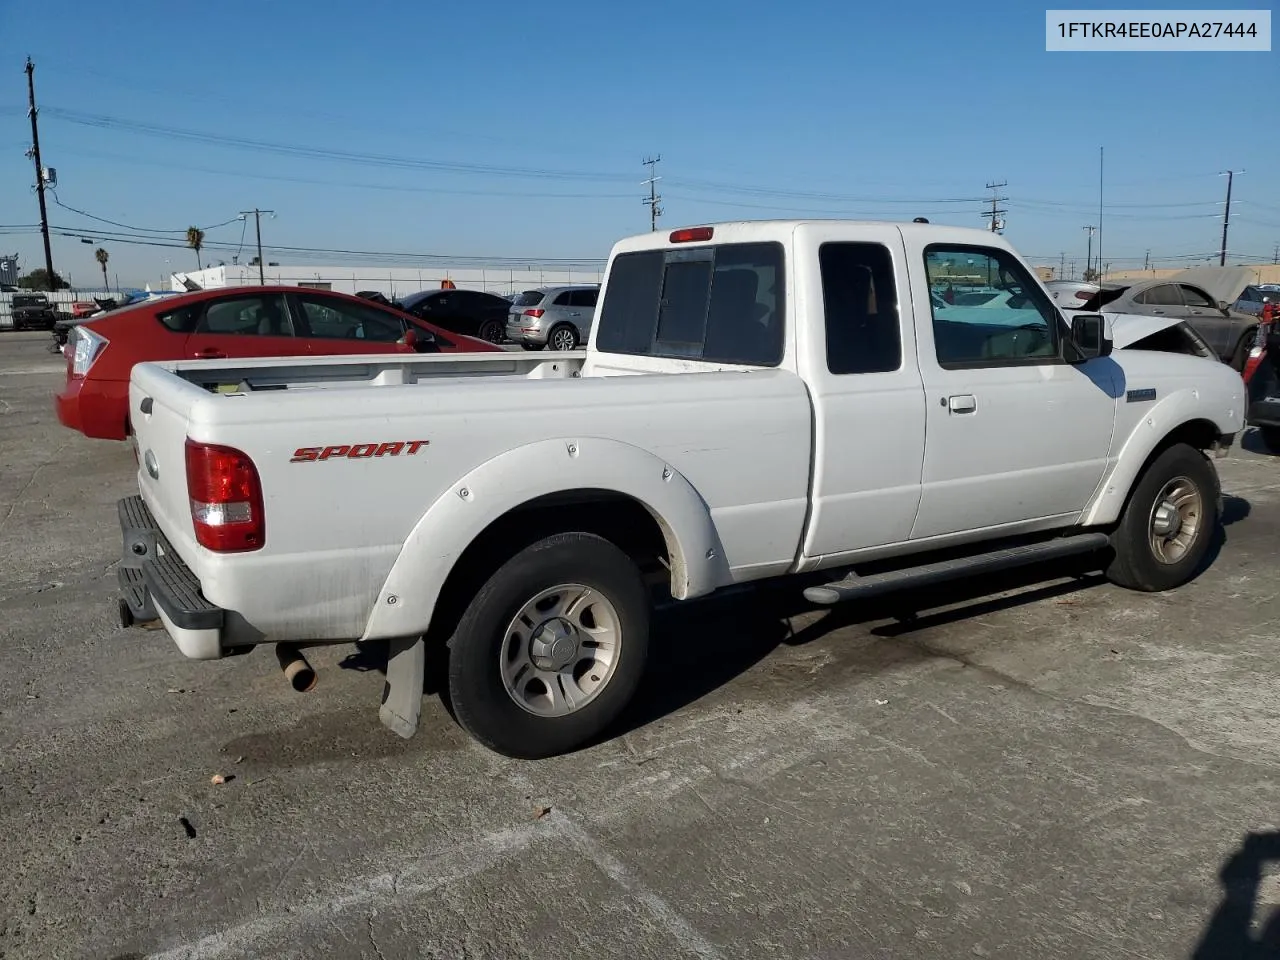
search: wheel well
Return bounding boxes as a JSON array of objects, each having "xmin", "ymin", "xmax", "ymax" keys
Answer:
[
  {"xmin": 1115, "ymin": 418, "xmax": 1223, "ymax": 519},
  {"xmin": 425, "ymin": 489, "xmax": 671, "ymax": 647},
  {"xmin": 1155, "ymin": 419, "xmax": 1224, "ymax": 456}
]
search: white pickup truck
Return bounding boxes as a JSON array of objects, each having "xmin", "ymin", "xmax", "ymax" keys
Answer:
[{"xmin": 117, "ymin": 220, "xmax": 1244, "ymax": 758}]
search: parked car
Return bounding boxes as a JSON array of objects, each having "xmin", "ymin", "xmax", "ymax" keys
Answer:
[
  {"xmin": 1234, "ymin": 284, "xmax": 1280, "ymax": 318},
  {"xmin": 1246, "ymin": 325, "xmax": 1280, "ymax": 453},
  {"xmin": 396, "ymin": 288, "xmax": 512, "ymax": 344},
  {"xmin": 1045, "ymin": 280, "xmax": 1100, "ymax": 311},
  {"xmin": 505, "ymin": 284, "xmax": 600, "ymax": 350},
  {"xmin": 114, "ymin": 219, "xmax": 1242, "ymax": 759},
  {"xmin": 56, "ymin": 285, "xmax": 499, "ymax": 441},
  {"xmin": 11, "ymin": 292, "xmax": 58, "ymax": 331},
  {"xmin": 1077, "ymin": 267, "xmax": 1258, "ymax": 370}
]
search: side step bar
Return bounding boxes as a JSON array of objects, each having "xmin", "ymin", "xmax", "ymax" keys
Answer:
[{"xmin": 802, "ymin": 532, "xmax": 1112, "ymax": 606}]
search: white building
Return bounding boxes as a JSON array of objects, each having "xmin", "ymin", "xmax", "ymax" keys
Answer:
[{"xmin": 169, "ymin": 262, "xmax": 606, "ymax": 298}]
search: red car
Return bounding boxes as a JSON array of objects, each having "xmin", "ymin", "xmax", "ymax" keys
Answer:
[{"xmin": 56, "ymin": 285, "xmax": 500, "ymax": 441}]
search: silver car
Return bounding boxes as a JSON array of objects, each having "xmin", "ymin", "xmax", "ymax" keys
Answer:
[
  {"xmin": 1080, "ymin": 267, "xmax": 1259, "ymax": 370},
  {"xmin": 505, "ymin": 285, "xmax": 599, "ymax": 351}
]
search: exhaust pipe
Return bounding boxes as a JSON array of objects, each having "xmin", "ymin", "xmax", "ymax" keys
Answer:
[{"xmin": 275, "ymin": 643, "xmax": 317, "ymax": 693}]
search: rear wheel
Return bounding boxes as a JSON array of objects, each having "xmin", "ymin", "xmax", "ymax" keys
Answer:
[
  {"xmin": 477, "ymin": 319, "xmax": 504, "ymax": 344},
  {"xmin": 548, "ymin": 324, "xmax": 578, "ymax": 351},
  {"xmin": 1105, "ymin": 443, "xmax": 1218, "ymax": 592},
  {"xmin": 521, "ymin": 342, "xmax": 544, "ymax": 352},
  {"xmin": 1260, "ymin": 426, "xmax": 1280, "ymax": 455},
  {"xmin": 446, "ymin": 532, "xmax": 649, "ymax": 759}
]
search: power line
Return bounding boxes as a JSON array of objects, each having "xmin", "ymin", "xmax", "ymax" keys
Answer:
[
  {"xmin": 42, "ymin": 106, "xmax": 635, "ymax": 184},
  {"xmin": 48, "ymin": 191, "xmax": 241, "ymax": 235}
]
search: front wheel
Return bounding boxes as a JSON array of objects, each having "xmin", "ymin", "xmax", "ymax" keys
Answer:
[
  {"xmin": 446, "ymin": 532, "xmax": 650, "ymax": 759},
  {"xmin": 1105, "ymin": 442, "xmax": 1219, "ymax": 592}
]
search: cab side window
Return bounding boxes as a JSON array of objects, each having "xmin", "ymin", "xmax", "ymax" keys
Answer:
[
  {"xmin": 924, "ymin": 246, "xmax": 1059, "ymax": 367},
  {"xmin": 819, "ymin": 242, "xmax": 901, "ymax": 374}
]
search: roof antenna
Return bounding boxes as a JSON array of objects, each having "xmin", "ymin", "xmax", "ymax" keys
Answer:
[{"xmin": 913, "ymin": 217, "xmax": 929, "ymax": 223}]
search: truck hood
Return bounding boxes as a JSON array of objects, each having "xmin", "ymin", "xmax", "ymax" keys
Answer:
[{"xmin": 1165, "ymin": 266, "xmax": 1253, "ymax": 306}]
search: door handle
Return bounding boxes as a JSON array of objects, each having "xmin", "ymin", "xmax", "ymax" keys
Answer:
[
  {"xmin": 196, "ymin": 348, "xmax": 227, "ymax": 358},
  {"xmin": 568, "ymin": 312, "xmax": 581, "ymax": 317},
  {"xmin": 1153, "ymin": 310, "xmax": 1166, "ymax": 315},
  {"xmin": 947, "ymin": 394, "xmax": 977, "ymax": 414}
]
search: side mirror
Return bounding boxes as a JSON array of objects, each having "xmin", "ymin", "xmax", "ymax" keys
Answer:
[
  {"xmin": 1070, "ymin": 313, "xmax": 1112, "ymax": 362},
  {"xmin": 1218, "ymin": 300, "xmax": 1231, "ymax": 314}
]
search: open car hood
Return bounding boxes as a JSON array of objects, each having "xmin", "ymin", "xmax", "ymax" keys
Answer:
[
  {"xmin": 1165, "ymin": 265, "xmax": 1253, "ymax": 306},
  {"xmin": 1109, "ymin": 312, "xmax": 1185, "ymax": 350}
]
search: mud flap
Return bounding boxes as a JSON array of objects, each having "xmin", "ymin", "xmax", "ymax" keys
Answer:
[{"xmin": 379, "ymin": 636, "xmax": 425, "ymax": 739}]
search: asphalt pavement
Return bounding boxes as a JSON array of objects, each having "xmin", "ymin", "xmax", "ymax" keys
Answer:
[{"xmin": 1, "ymin": 330, "xmax": 1279, "ymax": 959}]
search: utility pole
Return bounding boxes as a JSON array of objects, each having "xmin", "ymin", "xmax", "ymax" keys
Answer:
[
  {"xmin": 239, "ymin": 209, "xmax": 274, "ymax": 285},
  {"xmin": 1097, "ymin": 146, "xmax": 1104, "ymax": 284},
  {"xmin": 1144, "ymin": 249, "xmax": 1151, "ymax": 271},
  {"xmin": 982, "ymin": 180, "xmax": 1008, "ymax": 233},
  {"xmin": 1272, "ymin": 242, "xmax": 1279, "ymax": 265},
  {"xmin": 1219, "ymin": 170, "xmax": 1242, "ymax": 266},
  {"xmin": 1083, "ymin": 225, "xmax": 1096, "ymax": 279},
  {"xmin": 24, "ymin": 58, "xmax": 54, "ymax": 285},
  {"xmin": 641, "ymin": 156, "xmax": 663, "ymax": 232},
  {"xmin": 1059, "ymin": 251, "xmax": 1065, "ymax": 279}
]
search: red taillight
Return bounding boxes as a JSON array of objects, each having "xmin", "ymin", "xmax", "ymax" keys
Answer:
[
  {"xmin": 522, "ymin": 308, "xmax": 545, "ymax": 318},
  {"xmin": 185, "ymin": 439, "xmax": 265, "ymax": 552},
  {"xmin": 669, "ymin": 226, "xmax": 714, "ymax": 243}
]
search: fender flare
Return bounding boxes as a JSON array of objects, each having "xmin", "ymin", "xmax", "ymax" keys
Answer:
[
  {"xmin": 361, "ymin": 436, "xmax": 728, "ymax": 641},
  {"xmin": 1081, "ymin": 389, "xmax": 1233, "ymax": 527}
]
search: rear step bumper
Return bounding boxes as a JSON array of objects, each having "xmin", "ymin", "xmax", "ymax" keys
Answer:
[
  {"xmin": 803, "ymin": 532, "xmax": 1112, "ymax": 605},
  {"xmin": 117, "ymin": 495, "xmax": 227, "ymax": 659}
]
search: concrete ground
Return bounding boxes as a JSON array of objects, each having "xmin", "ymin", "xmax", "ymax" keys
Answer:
[{"xmin": 1, "ymin": 329, "xmax": 1278, "ymax": 960}]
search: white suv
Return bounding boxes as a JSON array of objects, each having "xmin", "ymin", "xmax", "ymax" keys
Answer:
[{"xmin": 505, "ymin": 284, "xmax": 599, "ymax": 350}]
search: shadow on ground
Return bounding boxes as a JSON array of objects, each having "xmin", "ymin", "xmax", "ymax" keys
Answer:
[{"xmin": 1193, "ymin": 831, "xmax": 1280, "ymax": 959}]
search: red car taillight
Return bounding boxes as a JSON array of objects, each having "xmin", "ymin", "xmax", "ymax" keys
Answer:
[
  {"xmin": 185, "ymin": 439, "xmax": 265, "ymax": 552},
  {"xmin": 522, "ymin": 308, "xmax": 545, "ymax": 318}
]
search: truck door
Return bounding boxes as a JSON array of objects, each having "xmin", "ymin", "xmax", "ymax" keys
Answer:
[
  {"xmin": 798, "ymin": 228, "xmax": 927, "ymax": 562},
  {"xmin": 908, "ymin": 240, "xmax": 1117, "ymax": 541}
]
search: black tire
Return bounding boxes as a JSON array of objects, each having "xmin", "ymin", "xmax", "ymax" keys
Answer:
[
  {"xmin": 446, "ymin": 532, "xmax": 650, "ymax": 759},
  {"xmin": 1105, "ymin": 442, "xmax": 1219, "ymax": 592},
  {"xmin": 1260, "ymin": 426, "xmax": 1280, "ymax": 455},
  {"xmin": 477, "ymin": 319, "xmax": 504, "ymax": 344},
  {"xmin": 520, "ymin": 342, "xmax": 544, "ymax": 352},
  {"xmin": 547, "ymin": 324, "xmax": 578, "ymax": 351}
]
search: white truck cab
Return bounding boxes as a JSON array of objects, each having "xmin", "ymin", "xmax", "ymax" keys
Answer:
[{"xmin": 118, "ymin": 220, "xmax": 1244, "ymax": 758}]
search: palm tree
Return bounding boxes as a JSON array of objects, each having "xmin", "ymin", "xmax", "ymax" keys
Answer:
[
  {"xmin": 186, "ymin": 226, "xmax": 205, "ymax": 271},
  {"xmin": 94, "ymin": 247, "xmax": 109, "ymax": 290}
]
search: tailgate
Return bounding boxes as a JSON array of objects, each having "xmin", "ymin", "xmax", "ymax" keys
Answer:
[{"xmin": 129, "ymin": 364, "xmax": 210, "ymax": 562}]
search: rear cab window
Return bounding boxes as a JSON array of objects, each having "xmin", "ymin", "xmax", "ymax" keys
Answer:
[
  {"xmin": 595, "ymin": 242, "xmax": 784, "ymax": 365},
  {"xmin": 510, "ymin": 291, "xmax": 545, "ymax": 307}
]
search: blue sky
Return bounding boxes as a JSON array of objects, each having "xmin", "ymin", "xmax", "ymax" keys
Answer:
[{"xmin": 1, "ymin": 0, "xmax": 1276, "ymax": 286}]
